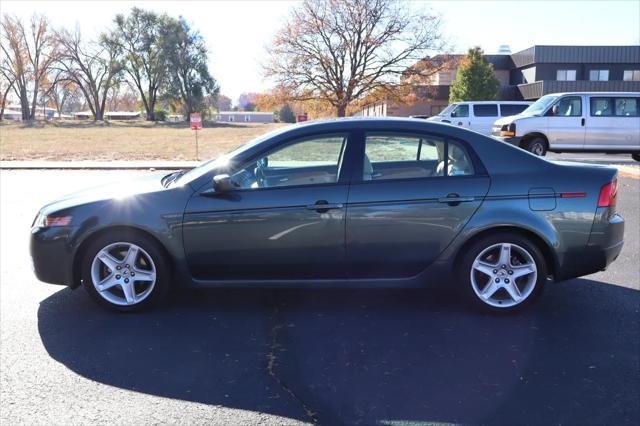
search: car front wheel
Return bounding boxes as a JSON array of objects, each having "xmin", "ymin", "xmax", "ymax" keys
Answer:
[
  {"xmin": 459, "ymin": 233, "xmax": 547, "ymax": 313},
  {"xmin": 80, "ymin": 231, "xmax": 170, "ymax": 312}
]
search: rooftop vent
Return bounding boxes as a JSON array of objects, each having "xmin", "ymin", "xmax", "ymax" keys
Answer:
[{"xmin": 498, "ymin": 45, "xmax": 511, "ymax": 54}]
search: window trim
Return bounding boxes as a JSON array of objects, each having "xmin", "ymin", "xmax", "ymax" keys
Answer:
[
  {"xmin": 195, "ymin": 131, "xmax": 354, "ymax": 194},
  {"xmin": 623, "ymin": 70, "xmax": 640, "ymax": 81},
  {"xmin": 352, "ymin": 130, "xmax": 486, "ymax": 185},
  {"xmin": 556, "ymin": 69, "xmax": 577, "ymax": 81},
  {"xmin": 546, "ymin": 95, "xmax": 583, "ymax": 117},
  {"xmin": 613, "ymin": 97, "xmax": 640, "ymax": 117},
  {"xmin": 473, "ymin": 104, "xmax": 499, "ymax": 117},
  {"xmin": 589, "ymin": 69, "xmax": 610, "ymax": 81},
  {"xmin": 589, "ymin": 96, "xmax": 615, "ymax": 117}
]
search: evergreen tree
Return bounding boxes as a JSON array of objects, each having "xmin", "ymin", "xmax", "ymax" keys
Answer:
[{"xmin": 449, "ymin": 47, "xmax": 500, "ymax": 102}]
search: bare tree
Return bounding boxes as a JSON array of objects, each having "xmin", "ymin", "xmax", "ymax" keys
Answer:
[
  {"xmin": 41, "ymin": 73, "xmax": 79, "ymax": 118},
  {"xmin": 0, "ymin": 69, "xmax": 15, "ymax": 120},
  {"xmin": 265, "ymin": 0, "xmax": 445, "ymax": 116},
  {"xmin": 54, "ymin": 28, "xmax": 122, "ymax": 120},
  {"xmin": 0, "ymin": 14, "xmax": 57, "ymax": 120}
]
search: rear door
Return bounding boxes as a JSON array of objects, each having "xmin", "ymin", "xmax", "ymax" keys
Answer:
[
  {"xmin": 545, "ymin": 95, "xmax": 586, "ymax": 149},
  {"xmin": 346, "ymin": 131, "xmax": 490, "ymax": 279},
  {"xmin": 585, "ymin": 96, "xmax": 640, "ymax": 150},
  {"xmin": 471, "ymin": 104, "xmax": 499, "ymax": 134}
]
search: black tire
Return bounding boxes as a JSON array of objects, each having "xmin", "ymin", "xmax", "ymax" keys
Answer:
[
  {"xmin": 80, "ymin": 229, "xmax": 170, "ymax": 312},
  {"xmin": 632, "ymin": 153, "xmax": 640, "ymax": 162},
  {"xmin": 458, "ymin": 232, "xmax": 548, "ymax": 314},
  {"xmin": 523, "ymin": 137, "xmax": 547, "ymax": 156}
]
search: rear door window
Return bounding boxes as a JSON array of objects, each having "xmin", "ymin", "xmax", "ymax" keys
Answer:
[
  {"xmin": 500, "ymin": 104, "xmax": 528, "ymax": 116},
  {"xmin": 614, "ymin": 97, "xmax": 639, "ymax": 116},
  {"xmin": 590, "ymin": 97, "xmax": 614, "ymax": 117},
  {"xmin": 473, "ymin": 104, "xmax": 498, "ymax": 117}
]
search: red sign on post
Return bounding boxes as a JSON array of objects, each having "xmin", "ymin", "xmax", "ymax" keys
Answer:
[
  {"xmin": 190, "ymin": 113, "xmax": 202, "ymax": 130},
  {"xmin": 296, "ymin": 114, "xmax": 308, "ymax": 123}
]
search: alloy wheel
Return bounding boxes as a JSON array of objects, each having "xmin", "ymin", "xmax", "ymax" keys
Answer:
[
  {"xmin": 470, "ymin": 243, "xmax": 538, "ymax": 308},
  {"xmin": 90, "ymin": 242, "xmax": 157, "ymax": 306}
]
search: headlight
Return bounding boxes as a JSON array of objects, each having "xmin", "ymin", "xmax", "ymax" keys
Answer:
[
  {"xmin": 32, "ymin": 212, "xmax": 73, "ymax": 228},
  {"xmin": 500, "ymin": 123, "xmax": 516, "ymax": 137}
]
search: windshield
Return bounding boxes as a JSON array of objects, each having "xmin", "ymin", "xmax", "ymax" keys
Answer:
[
  {"xmin": 522, "ymin": 95, "xmax": 559, "ymax": 116},
  {"xmin": 439, "ymin": 103, "xmax": 458, "ymax": 116},
  {"xmin": 176, "ymin": 125, "xmax": 292, "ymax": 185}
]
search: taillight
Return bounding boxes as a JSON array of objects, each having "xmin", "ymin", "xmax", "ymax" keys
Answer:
[{"xmin": 597, "ymin": 179, "xmax": 618, "ymax": 209}]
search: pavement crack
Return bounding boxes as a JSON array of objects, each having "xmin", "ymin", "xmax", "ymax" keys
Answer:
[{"xmin": 267, "ymin": 304, "xmax": 319, "ymax": 425}]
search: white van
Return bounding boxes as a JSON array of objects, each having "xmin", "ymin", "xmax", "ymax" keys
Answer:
[
  {"xmin": 427, "ymin": 101, "xmax": 532, "ymax": 135},
  {"xmin": 493, "ymin": 92, "xmax": 640, "ymax": 161}
]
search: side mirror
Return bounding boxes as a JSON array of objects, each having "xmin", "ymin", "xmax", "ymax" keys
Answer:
[
  {"xmin": 212, "ymin": 174, "xmax": 235, "ymax": 192},
  {"xmin": 450, "ymin": 111, "xmax": 457, "ymax": 118}
]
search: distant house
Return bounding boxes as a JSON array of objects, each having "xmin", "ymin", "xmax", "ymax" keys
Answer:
[
  {"xmin": 215, "ymin": 111, "xmax": 274, "ymax": 123},
  {"xmin": 2, "ymin": 104, "xmax": 57, "ymax": 120},
  {"xmin": 72, "ymin": 111, "xmax": 141, "ymax": 120}
]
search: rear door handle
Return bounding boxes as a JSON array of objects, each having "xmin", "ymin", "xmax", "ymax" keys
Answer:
[
  {"xmin": 581, "ymin": 118, "xmax": 585, "ymax": 126},
  {"xmin": 306, "ymin": 201, "xmax": 344, "ymax": 211},
  {"xmin": 438, "ymin": 194, "xmax": 475, "ymax": 204}
]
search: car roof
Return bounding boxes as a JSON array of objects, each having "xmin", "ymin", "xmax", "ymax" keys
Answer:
[
  {"xmin": 545, "ymin": 92, "xmax": 640, "ymax": 97},
  {"xmin": 448, "ymin": 101, "xmax": 532, "ymax": 105}
]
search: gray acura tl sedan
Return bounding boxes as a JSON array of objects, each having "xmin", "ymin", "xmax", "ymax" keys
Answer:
[{"xmin": 30, "ymin": 118, "xmax": 624, "ymax": 313}]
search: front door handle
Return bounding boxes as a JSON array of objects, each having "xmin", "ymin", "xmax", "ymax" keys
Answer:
[
  {"xmin": 306, "ymin": 200, "xmax": 344, "ymax": 212},
  {"xmin": 581, "ymin": 117, "xmax": 585, "ymax": 126},
  {"xmin": 438, "ymin": 193, "xmax": 475, "ymax": 205}
]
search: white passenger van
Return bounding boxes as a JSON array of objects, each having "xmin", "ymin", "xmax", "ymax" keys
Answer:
[
  {"xmin": 427, "ymin": 101, "xmax": 532, "ymax": 135},
  {"xmin": 493, "ymin": 92, "xmax": 640, "ymax": 161}
]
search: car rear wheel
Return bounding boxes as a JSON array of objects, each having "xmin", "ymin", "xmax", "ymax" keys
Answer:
[
  {"xmin": 459, "ymin": 233, "xmax": 547, "ymax": 313},
  {"xmin": 523, "ymin": 137, "xmax": 547, "ymax": 156},
  {"xmin": 81, "ymin": 231, "xmax": 170, "ymax": 312}
]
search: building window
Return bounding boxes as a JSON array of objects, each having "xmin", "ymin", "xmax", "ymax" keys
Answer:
[
  {"xmin": 556, "ymin": 70, "xmax": 576, "ymax": 81},
  {"xmin": 228, "ymin": 115, "xmax": 234, "ymax": 122},
  {"xmin": 244, "ymin": 115, "xmax": 251, "ymax": 122},
  {"xmin": 589, "ymin": 70, "xmax": 609, "ymax": 81},
  {"xmin": 623, "ymin": 70, "xmax": 640, "ymax": 81}
]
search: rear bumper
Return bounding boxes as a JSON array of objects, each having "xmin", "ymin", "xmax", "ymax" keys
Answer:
[{"xmin": 557, "ymin": 211, "xmax": 624, "ymax": 281}]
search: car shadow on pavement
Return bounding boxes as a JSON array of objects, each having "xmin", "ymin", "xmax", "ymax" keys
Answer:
[{"xmin": 38, "ymin": 278, "xmax": 639, "ymax": 425}]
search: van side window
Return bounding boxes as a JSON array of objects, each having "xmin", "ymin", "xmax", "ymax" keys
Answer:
[
  {"xmin": 590, "ymin": 97, "xmax": 614, "ymax": 117},
  {"xmin": 614, "ymin": 98, "xmax": 639, "ymax": 117},
  {"xmin": 450, "ymin": 104, "xmax": 469, "ymax": 118},
  {"xmin": 500, "ymin": 104, "xmax": 528, "ymax": 116},
  {"xmin": 473, "ymin": 104, "xmax": 498, "ymax": 117},
  {"xmin": 550, "ymin": 96, "xmax": 582, "ymax": 117}
]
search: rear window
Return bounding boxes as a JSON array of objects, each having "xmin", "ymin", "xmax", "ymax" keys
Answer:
[
  {"xmin": 614, "ymin": 97, "xmax": 639, "ymax": 116},
  {"xmin": 473, "ymin": 104, "xmax": 498, "ymax": 117},
  {"xmin": 500, "ymin": 104, "xmax": 528, "ymax": 116}
]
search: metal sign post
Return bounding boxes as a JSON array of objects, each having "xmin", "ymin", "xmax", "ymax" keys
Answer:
[{"xmin": 190, "ymin": 113, "xmax": 202, "ymax": 160}]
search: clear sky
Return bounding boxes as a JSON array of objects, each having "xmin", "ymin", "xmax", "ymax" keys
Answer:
[{"xmin": 2, "ymin": 0, "xmax": 639, "ymax": 105}]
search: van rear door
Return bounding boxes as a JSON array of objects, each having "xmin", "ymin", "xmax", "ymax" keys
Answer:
[{"xmin": 471, "ymin": 104, "xmax": 499, "ymax": 134}]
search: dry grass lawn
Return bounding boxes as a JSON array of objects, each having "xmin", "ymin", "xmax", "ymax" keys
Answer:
[{"xmin": 0, "ymin": 120, "xmax": 290, "ymax": 161}]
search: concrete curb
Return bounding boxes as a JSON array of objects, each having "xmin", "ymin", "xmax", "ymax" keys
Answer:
[{"xmin": 0, "ymin": 161, "xmax": 199, "ymax": 170}]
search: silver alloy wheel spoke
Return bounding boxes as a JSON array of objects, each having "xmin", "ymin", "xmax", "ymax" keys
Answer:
[
  {"xmin": 473, "ymin": 261, "xmax": 496, "ymax": 277},
  {"xmin": 469, "ymin": 242, "xmax": 538, "ymax": 308},
  {"xmin": 504, "ymin": 282, "xmax": 522, "ymax": 302},
  {"xmin": 131, "ymin": 268, "xmax": 155, "ymax": 282},
  {"xmin": 97, "ymin": 251, "xmax": 120, "ymax": 271},
  {"xmin": 498, "ymin": 243, "xmax": 512, "ymax": 267},
  {"xmin": 90, "ymin": 242, "xmax": 156, "ymax": 306},
  {"xmin": 512, "ymin": 264, "xmax": 536, "ymax": 279},
  {"xmin": 481, "ymin": 281, "xmax": 500, "ymax": 300}
]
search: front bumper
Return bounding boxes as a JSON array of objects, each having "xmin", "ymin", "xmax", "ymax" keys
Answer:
[
  {"xmin": 492, "ymin": 135, "xmax": 522, "ymax": 146},
  {"xmin": 30, "ymin": 226, "xmax": 76, "ymax": 286}
]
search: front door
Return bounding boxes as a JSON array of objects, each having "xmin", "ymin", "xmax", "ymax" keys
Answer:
[
  {"xmin": 545, "ymin": 95, "xmax": 586, "ymax": 150},
  {"xmin": 346, "ymin": 132, "xmax": 490, "ymax": 279},
  {"xmin": 183, "ymin": 133, "xmax": 351, "ymax": 281}
]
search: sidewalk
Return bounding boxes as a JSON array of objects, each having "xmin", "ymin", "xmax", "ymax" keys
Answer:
[{"xmin": 0, "ymin": 160, "xmax": 199, "ymax": 170}]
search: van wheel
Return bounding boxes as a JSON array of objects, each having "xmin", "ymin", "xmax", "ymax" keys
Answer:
[
  {"xmin": 458, "ymin": 233, "xmax": 547, "ymax": 313},
  {"xmin": 632, "ymin": 153, "xmax": 640, "ymax": 162},
  {"xmin": 523, "ymin": 137, "xmax": 547, "ymax": 156}
]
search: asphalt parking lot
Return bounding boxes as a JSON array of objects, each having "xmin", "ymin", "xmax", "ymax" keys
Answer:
[{"xmin": 1, "ymin": 169, "xmax": 638, "ymax": 425}]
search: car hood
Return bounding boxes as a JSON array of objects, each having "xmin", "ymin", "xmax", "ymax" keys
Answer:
[{"xmin": 39, "ymin": 172, "xmax": 169, "ymax": 215}]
